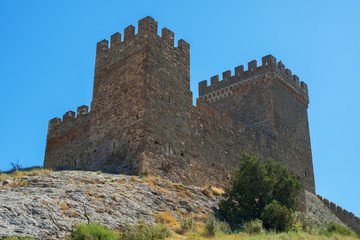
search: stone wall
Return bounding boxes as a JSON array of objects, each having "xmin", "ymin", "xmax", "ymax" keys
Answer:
[
  {"xmin": 44, "ymin": 105, "xmax": 90, "ymax": 168},
  {"xmin": 317, "ymin": 195, "xmax": 360, "ymax": 235}
]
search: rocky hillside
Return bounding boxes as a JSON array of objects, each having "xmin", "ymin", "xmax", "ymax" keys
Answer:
[
  {"xmin": 0, "ymin": 170, "xmax": 349, "ymax": 239},
  {"xmin": 0, "ymin": 170, "xmax": 220, "ymax": 239}
]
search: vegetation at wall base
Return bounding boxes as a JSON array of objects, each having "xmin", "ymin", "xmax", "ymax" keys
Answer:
[
  {"xmin": 241, "ymin": 219, "xmax": 266, "ymax": 235},
  {"xmin": 219, "ymin": 152, "xmax": 301, "ymax": 231},
  {"xmin": 179, "ymin": 217, "xmax": 196, "ymax": 234},
  {"xmin": 119, "ymin": 222, "xmax": 171, "ymax": 240},
  {"xmin": 71, "ymin": 222, "xmax": 118, "ymax": 240},
  {"xmin": 320, "ymin": 222, "xmax": 358, "ymax": 238},
  {"xmin": 261, "ymin": 200, "xmax": 294, "ymax": 232}
]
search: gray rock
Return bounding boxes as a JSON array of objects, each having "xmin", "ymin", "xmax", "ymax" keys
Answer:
[
  {"xmin": 2, "ymin": 179, "xmax": 12, "ymax": 186},
  {"xmin": 0, "ymin": 170, "xmax": 220, "ymax": 239}
]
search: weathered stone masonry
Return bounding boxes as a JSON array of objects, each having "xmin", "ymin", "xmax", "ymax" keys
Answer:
[
  {"xmin": 44, "ymin": 16, "xmax": 315, "ymax": 195},
  {"xmin": 317, "ymin": 195, "xmax": 360, "ymax": 235}
]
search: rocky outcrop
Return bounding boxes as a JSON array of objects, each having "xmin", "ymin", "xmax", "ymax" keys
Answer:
[{"xmin": 0, "ymin": 170, "xmax": 219, "ymax": 239}]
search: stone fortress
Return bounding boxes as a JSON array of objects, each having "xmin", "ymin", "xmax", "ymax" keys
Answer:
[
  {"xmin": 44, "ymin": 16, "xmax": 315, "ymax": 193},
  {"xmin": 44, "ymin": 17, "xmax": 360, "ymax": 233}
]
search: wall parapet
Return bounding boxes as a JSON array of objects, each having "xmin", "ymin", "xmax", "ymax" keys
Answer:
[
  {"xmin": 48, "ymin": 105, "xmax": 90, "ymax": 136},
  {"xmin": 95, "ymin": 16, "xmax": 189, "ymax": 61},
  {"xmin": 317, "ymin": 195, "xmax": 360, "ymax": 235},
  {"xmin": 198, "ymin": 55, "xmax": 308, "ymax": 103}
]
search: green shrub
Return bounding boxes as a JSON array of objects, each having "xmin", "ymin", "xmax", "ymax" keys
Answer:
[
  {"xmin": 260, "ymin": 200, "xmax": 293, "ymax": 232},
  {"xmin": 217, "ymin": 220, "xmax": 232, "ymax": 234},
  {"xmin": 120, "ymin": 222, "xmax": 171, "ymax": 240},
  {"xmin": 71, "ymin": 222, "xmax": 118, "ymax": 240},
  {"xmin": 320, "ymin": 222, "xmax": 358, "ymax": 238},
  {"xmin": 219, "ymin": 153, "xmax": 300, "ymax": 230},
  {"xmin": 204, "ymin": 214, "xmax": 216, "ymax": 237},
  {"xmin": 203, "ymin": 214, "xmax": 231, "ymax": 237},
  {"xmin": 180, "ymin": 217, "xmax": 196, "ymax": 233},
  {"xmin": 241, "ymin": 219, "xmax": 265, "ymax": 235}
]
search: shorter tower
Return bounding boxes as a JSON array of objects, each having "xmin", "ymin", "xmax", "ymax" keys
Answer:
[{"xmin": 198, "ymin": 56, "xmax": 314, "ymax": 193}]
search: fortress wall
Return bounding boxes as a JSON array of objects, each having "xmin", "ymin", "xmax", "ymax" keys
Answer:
[
  {"xmin": 186, "ymin": 100, "xmax": 239, "ymax": 186},
  {"xmin": 183, "ymin": 98, "xmax": 272, "ymax": 186},
  {"xmin": 317, "ymin": 195, "xmax": 360, "ymax": 235},
  {"xmin": 87, "ymin": 23, "xmax": 151, "ymax": 174},
  {"xmin": 44, "ymin": 105, "xmax": 90, "ymax": 168}
]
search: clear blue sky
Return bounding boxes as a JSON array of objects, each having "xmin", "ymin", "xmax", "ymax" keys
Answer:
[{"xmin": 0, "ymin": 0, "xmax": 359, "ymax": 216}]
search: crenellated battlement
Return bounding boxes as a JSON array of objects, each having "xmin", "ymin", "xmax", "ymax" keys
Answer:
[
  {"xmin": 95, "ymin": 16, "xmax": 189, "ymax": 61},
  {"xmin": 317, "ymin": 195, "xmax": 360, "ymax": 235},
  {"xmin": 48, "ymin": 105, "xmax": 89, "ymax": 135},
  {"xmin": 198, "ymin": 55, "xmax": 308, "ymax": 105}
]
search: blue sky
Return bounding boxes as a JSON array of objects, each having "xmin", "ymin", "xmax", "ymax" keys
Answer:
[{"xmin": 0, "ymin": 0, "xmax": 359, "ymax": 216}]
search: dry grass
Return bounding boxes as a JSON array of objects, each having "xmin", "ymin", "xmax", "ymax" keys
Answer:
[
  {"xmin": 156, "ymin": 187, "xmax": 172, "ymax": 195},
  {"xmin": 155, "ymin": 211, "xmax": 177, "ymax": 226},
  {"xmin": 211, "ymin": 186, "xmax": 225, "ymax": 195},
  {"xmin": 201, "ymin": 186, "xmax": 215, "ymax": 199},
  {"xmin": 201, "ymin": 185, "xmax": 225, "ymax": 198},
  {"xmin": 192, "ymin": 213, "xmax": 207, "ymax": 221},
  {"xmin": 117, "ymin": 179, "xmax": 126, "ymax": 184},
  {"xmin": 166, "ymin": 231, "xmax": 359, "ymax": 239},
  {"xmin": 0, "ymin": 179, "xmax": 29, "ymax": 189},
  {"xmin": 177, "ymin": 190, "xmax": 195, "ymax": 199},
  {"xmin": 141, "ymin": 175, "xmax": 160, "ymax": 183},
  {"xmin": 0, "ymin": 168, "xmax": 53, "ymax": 181}
]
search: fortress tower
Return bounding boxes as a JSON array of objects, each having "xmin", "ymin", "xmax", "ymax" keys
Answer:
[
  {"xmin": 198, "ymin": 57, "xmax": 314, "ymax": 192},
  {"xmin": 44, "ymin": 16, "xmax": 315, "ymax": 194}
]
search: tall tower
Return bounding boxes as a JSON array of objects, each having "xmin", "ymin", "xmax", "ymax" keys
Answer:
[
  {"xmin": 198, "ymin": 56, "xmax": 315, "ymax": 193},
  {"xmin": 87, "ymin": 16, "xmax": 191, "ymax": 176}
]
